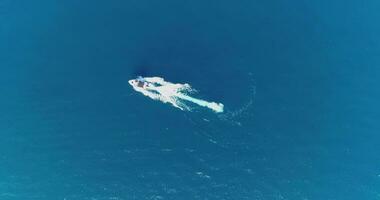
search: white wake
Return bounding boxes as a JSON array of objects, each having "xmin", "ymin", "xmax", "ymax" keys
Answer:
[{"xmin": 129, "ymin": 77, "xmax": 224, "ymax": 113}]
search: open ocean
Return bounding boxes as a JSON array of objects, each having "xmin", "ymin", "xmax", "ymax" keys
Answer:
[{"xmin": 1, "ymin": 0, "xmax": 379, "ymax": 199}]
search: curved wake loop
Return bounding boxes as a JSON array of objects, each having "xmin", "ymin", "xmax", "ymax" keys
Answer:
[{"xmin": 216, "ymin": 73, "xmax": 256, "ymax": 125}]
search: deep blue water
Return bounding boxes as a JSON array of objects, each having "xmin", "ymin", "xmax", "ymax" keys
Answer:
[{"xmin": 1, "ymin": 0, "xmax": 380, "ymax": 199}]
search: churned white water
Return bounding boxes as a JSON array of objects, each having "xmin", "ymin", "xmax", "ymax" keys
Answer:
[{"xmin": 129, "ymin": 77, "xmax": 224, "ymax": 113}]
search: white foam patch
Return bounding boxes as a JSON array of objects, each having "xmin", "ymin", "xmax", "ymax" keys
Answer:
[{"xmin": 129, "ymin": 77, "xmax": 224, "ymax": 113}]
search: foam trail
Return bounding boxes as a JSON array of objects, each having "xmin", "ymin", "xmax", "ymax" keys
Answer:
[
  {"xmin": 129, "ymin": 77, "xmax": 224, "ymax": 113},
  {"xmin": 175, "ymin": 93, "xmax": 224, "ymax": 113}
]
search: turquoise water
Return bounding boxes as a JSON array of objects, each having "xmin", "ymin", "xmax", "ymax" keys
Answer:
[{"xmin": 1, "ymin": 0, "xmax": 380, "ymax": 199}]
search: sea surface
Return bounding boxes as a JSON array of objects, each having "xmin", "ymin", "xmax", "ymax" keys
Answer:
[{"xmin": 1, "ymin": 0, "xmax": 379, "ymax": 199}]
